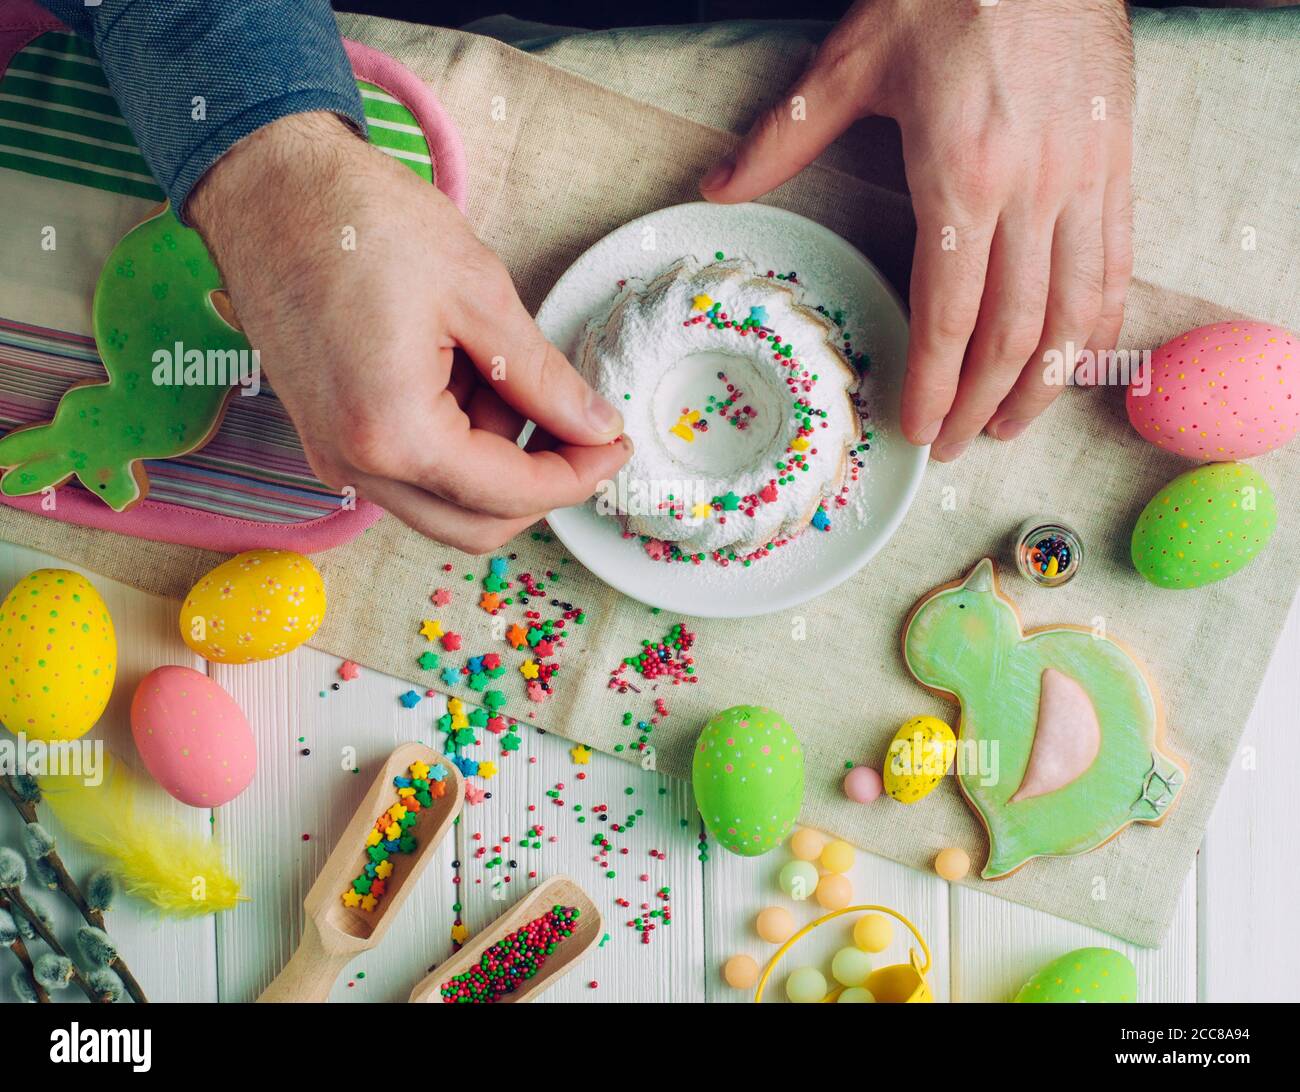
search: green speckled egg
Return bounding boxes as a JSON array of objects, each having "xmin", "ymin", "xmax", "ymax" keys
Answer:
[
  {"xmin": 1013, "ymin": 947, "xmax": 1137, "ymax": 1003},
  {"xmin": 1131, "ymin": 462, "xmax": 1276, "ymax": 589},
  {"xmin": 692, "ymin": 705, "xmax": 803, "ymax": 857}
]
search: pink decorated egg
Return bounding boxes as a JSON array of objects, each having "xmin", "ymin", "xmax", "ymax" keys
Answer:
[
  {"xmin": 130, "ymin": 666, "xmax": 255, "ymax": 807},
  {"xmin": 1127, "ymin": 321, "xmax": 1299, "ymax": 460}
]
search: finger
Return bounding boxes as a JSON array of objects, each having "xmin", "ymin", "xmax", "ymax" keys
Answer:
[
  {"xmin": 405, "ymin": 392, "xmax": 629, "ymax": 520},
  {"xmin": 466, "ymin": 382, "xmax": 526, "ymax": 441},
  {"xmin": 699, "ymin": 43, "xmax": 870, "ymax": 203},
  {"xmin": 455, "ymin": 269, "xmax": 624, "ymax": 447},
  {"xmin": 357, "ymin": 473, "xmax": 541, "ymax": 555},
  {"xmin": 446, "ymin": 350, "xmax": 476, "ymax": 407},
  {"xmin": 900, "ymin": 197, "xmax": 994, "ymax": 446},
  {"xmin": 986, "ymin": 195, "xmax": 1105, "ymax": 440},
  {"xmin": 1086, "ymin": 147, "xmax": 1134, "ymax": 357},
  {"xmin": 931, "ymin": 210, "xmax": 1051, "ymax": 460}
]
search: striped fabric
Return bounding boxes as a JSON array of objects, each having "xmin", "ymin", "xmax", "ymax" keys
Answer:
[
  {"xmin": 0, "ymin": 33, "xmax": 435, "ymax": 525},
  {"xmin": 0, "ymin": 317, "xmax": 351, "ymax": 523},
  {"xmin": 0, "ymin": 34, "xmax": 433, "ymax": 199}
]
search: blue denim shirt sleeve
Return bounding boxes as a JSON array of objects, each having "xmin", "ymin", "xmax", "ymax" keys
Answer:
[{"xmin": 35, "ymin": 0, "xmax": 367, "ymax": 221}]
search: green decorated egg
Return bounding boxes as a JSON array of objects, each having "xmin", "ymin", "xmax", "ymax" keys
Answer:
[
  {"xmin": 1013, "ymin": 947, "xmax": 1137, "ymax": 1003},
  {"xmin": 692, "ymin": 705, "xmax": 803, "ymax": 857},
  {"xmin": 1131, "ymin": 462, "xmax": 1276, "ymax": 589}
]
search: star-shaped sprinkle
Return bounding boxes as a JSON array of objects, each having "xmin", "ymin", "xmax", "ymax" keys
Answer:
[
  {"xmin": 365, "ymin": 829, "xmax": 381, "ymax": 847},
  {"xmin": 447, "ymin": 698, "xmax": 465, "ymax": 715},
  {"xmin": 338, "ymin": 660, "xmax": 361, "ymax": 681},
  {"xmin": 468, "ymin": 708, "xmax": 489, "ymax": 728},
  {"xmin": 451, "ymin": 712, "xmax": 469, "ymax": 730},
  {"xmin": 467, "ymin": 671, "xmax": 489, "ymax": 692},
  {"xmin": 483, "ymin": 573, "xmax": 508, "ymax": 593},
  {"xmin": 398, "ymin": 689, "xmax": 422, "ymax": 709},
  {"xmin": 506, "ymin": 623, "xmax": 528, "ymax": 648},
  {"xmin": 534, "ymin": 639, "xmax": 555, "ymax": 658},
  {"xmin": 375, "ymin": 860, "xmax": 393, "ymax": 879},
  {"xmin": 467, "ymin": 655, "xmax": 484, "ymax": 674},
  {"xmin": 526, "ymin": 680, "xmax": 549, "ymax": 703},
  {"xmin": 440, "ymin": 666, "xmax": 461, "ymax": 687},
  {"xmin": 485, "ymin": 715, "xmax": 508, "ymax": 735},
  {"xmin": 441, "ymin": 632, "xmax": 462, "ymax": 651},
  {"xmin": 789, "ymin": 435, "xmax": 809, "ymax": 452},
  {"xmin": 520, "ymin": 659, "xmax": 540, "ymax": 680},
  {"xmin": 431, "ymin": 587, "xmax": 453, "ymax": 607},
  {"xmin": 451, "ymin": 922, "xmax": 469, "ymax": 943},
  {"xmin": 341, "ymin": 889, "xmax": 361, "ymax": 908},
  {"xmin": 417, "ymin": 650, "xmax": 441, "ymax": 671},
  {"xmin": 409, "ymin": 761, "xmax": 430, "ymax": 780},
  {"xmin": 465, "ymin": 783, "xmax": 488, "ymax": 805},
  {"xmin": 500, "ymin": 733, "xmax": 521, "ymax": 753},
  {"xmin": 387, "ymin": 803, "xmax": 407, "ymax": 822},
  {"xmin": 419, "ymin": 619, "xmax": 443, "ymax": 640},
  {"xmin": 484, "ymin": 690, "xmax": 507, "ymax": 711},
  {"xmin": 691, "ymin": 501, "xmax": 713, "ymax": 520},
  {"xmin": 691, "ymin": 293, "xmax": 714, "ymax": 312},
  {"xmin": 480, "ymin": 592, "xmax": 501, "ymax": 612},
  {"xmin": 718, "ymin": 491, "xmax": 741, "ymax": 511},
  {"xmin": 427, "ymin": 764, "xmax": 447, "ymax": 782},
  {"xmin": 360, "ymin": 894, "xmax": 378, "ymax": 912},
  {"xmin": 490, "ymin": 557, "xmax": 508, "ymax": 576},
  {"xmin": 570, "ymin": 744, "xmax": 592, "ymax": 765},
  {"xmin": 481, "ymin": 653, "xmax": 501, "ymax": 670},
  {"xmin": 477, "ymin": 761, "xmax": 498, "ymax": 779}
]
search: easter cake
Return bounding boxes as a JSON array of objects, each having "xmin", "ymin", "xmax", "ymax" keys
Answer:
[{"xmin": 575, "ymin": 257, "xmax": 861, "ymax": 557}]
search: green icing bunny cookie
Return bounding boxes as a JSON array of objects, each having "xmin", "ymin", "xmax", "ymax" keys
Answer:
[
  {"xmin": 903, "ymin": 558, "xmax": 1185, "ymax": 879},
  {"xmin": 0, "ymin": 205, "xmax": 244, "ymax": 511}
]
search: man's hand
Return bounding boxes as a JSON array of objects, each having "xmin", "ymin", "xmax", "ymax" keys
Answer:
[
  {"xmin": 189, "ymin": 112, "xmax": 629, "ymax": 551},
  {"xmin": 700, "ymin": 0, "xmax": 1134, "ymax": 460}
]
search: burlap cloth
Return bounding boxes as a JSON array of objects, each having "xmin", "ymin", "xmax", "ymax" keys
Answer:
[{"xmin": 4, "ymin": 7, "xmax": 1296, "ymax": 944}]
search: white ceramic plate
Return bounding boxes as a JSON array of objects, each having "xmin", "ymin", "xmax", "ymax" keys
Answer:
[{"xmin": 537, "ymin": 201, "xmax": 925, "ymax": 618}]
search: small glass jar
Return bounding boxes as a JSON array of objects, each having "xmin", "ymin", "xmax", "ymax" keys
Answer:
[{"xmin": 1014, "ymin": 519, "xmax": 1083, "ymax": 587}]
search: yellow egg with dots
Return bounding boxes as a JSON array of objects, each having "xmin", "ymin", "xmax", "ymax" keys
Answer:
[
  {"xmin": 882, "ymin": 715, "xmax": 957, "ymax": 803},
  {"xmin": 180, "ymin": 549, "xmax": 326, "ymax": 664},
  {"xmin": 0, "ymin": 569, "xmax": 115, "ymax": 742}
]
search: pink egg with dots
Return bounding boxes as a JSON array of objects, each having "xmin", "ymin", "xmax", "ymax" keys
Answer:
[
  {"xmin": 130, "ymin": 666, "xmax": 256, "ymax": 807},
  {"xmin": 1127, "ymin": 321, "xmax": 1299, "ymax": 460}
]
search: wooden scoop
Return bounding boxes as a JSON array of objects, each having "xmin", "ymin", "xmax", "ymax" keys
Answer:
[
  {"xmin": 408, "ymin": 875, "xmax": 601, "ymax": 1003},
  {"xmin": 259, "ymin": 742, "xmax": 463, "ymax": 1002}
]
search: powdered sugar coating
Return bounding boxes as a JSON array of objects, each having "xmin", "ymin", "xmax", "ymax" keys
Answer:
[{"xmin": 576, "ymin": 257, "xmax": 860, "ymax": 553}]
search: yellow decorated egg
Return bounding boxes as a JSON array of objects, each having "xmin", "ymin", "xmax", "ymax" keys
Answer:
[
  {"xmin": 181, "ymin": 549, "xmax": 325, "ymax": 664},
  {"xmin": 0, "ymin": 569, "xmax": 116, "ymax": 741},
  {"xmin": 882, "ymin": 715, "xmax": 956, "ymax": 804}
]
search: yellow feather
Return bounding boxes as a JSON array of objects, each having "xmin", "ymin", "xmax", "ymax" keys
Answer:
[{"xmin": 40, "ymin": 752, "xmax": 243, "ymax": 917}]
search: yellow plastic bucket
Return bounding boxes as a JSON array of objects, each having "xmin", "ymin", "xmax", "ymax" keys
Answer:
[{"xmin": 753, "ymin": 904, "xmax": 933, "ymax": 1004}]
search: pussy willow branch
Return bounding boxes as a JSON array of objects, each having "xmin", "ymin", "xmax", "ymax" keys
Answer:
[
  {"xmin": 1, "ymin": 774, "xmax": 148, "ymax": 1003},
  {"xmin": 0, "ymin": 890, "xmax": 49, "ymax": 1002}
]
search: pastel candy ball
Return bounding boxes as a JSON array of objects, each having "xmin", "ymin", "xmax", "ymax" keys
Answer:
[
  {"xmin": 1126, "ymin": 321, "xmax": 1299, "ymax": 461},
  {"xmin": 815, "ymin": 872, "xmax": 853, "ymax": 910},
  {"xmin": 934, "ymin": 846, "xmax": 971, "ymax": 881},
  {"xmin": 785, "ymin": 966, "xmax": 827, "ymax": 1004},
  {"xmin": 853, "ymin": 913, "xmax": 893, "ymax": 953},
  {"xmin": 0, "ymin": 569, "xmax": 115, "ymax": 742},
  {"xmin": 1013, "ymin": 947, "xmax": 1137, "ymax": 1003},
  {"xmin": 820, "ymin": 839, "xmax": 855, "ymax": 874},
  {"xmin": 838, "ymin": 986, "xmax": 876, "ymax": 1003},
  {"xmin": 755, "ymin": 906, "xmax": 796, "ymax": 944},
  {"xmin": 722, "ymin": 954, "xmax": 760, "ymax": 989},
  {"xmin": 789, "ymin": 827, "xmax": 825, "ymax": 861},
  {"xmin": 843, "ymin": 765, "xmax": 883, "ymax": 803},
  {"xmin": 181, "ymin": 549, "xmax": 326, "ymax": 663},
  {"xmin": 130, "ymin": 666, "xmax": 255, "ymax": 807},
  {"xmin": 831, "ymin": 946, "xmax": 873, "ymax": 987},
  {"xmin": 692, "ymin": 705, "xmax": 804, "ymax": 857},
  {"xmin": 1131, "ymin": 462, "xmax": 1276, "ymax": 589},
  {"xmin": 778, "ymin": 860, "xmax": 819, "ymax": 901}
]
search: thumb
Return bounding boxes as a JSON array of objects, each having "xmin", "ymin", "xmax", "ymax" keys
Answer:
[
  {"xmin": 699, "ymin": 56, "xmax": 868, "ymax": 204},
  {"xmin": 455, "ymin": 269, "xmax": 625, "ymax": 447}
]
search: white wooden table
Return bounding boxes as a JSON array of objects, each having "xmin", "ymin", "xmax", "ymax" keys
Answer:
[{"xmin": 1, "ymin": 540, "xmax": 1295, "ymax": 1003}]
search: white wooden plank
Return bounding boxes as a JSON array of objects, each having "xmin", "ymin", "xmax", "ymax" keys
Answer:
[
  {"xmin": 0, "ymin": 544, "xmax": 217, "ymax": 1003},
  {"xmin": 210, "ymin": 648, "xmax": 459, "ymax": 1002},
  {"xmin": 702, "ymin": 828, "xmax": 950, "ymax": 1004},
  {"xmin": 450, "ymin": 711, "xmax": 707, "ymax": 1003},
  {"xmin": 952, "ymin": 864, "xmax": 1197, "ymax": 1002},
  {"xmin": 1200, "ymin": 591, "xmax": 1300, "ymax": 1002}
]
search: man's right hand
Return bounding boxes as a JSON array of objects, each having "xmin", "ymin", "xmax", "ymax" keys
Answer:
[{"xmin": 189, "ymin": 112, "xmax": 630, "ymax": 553}]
